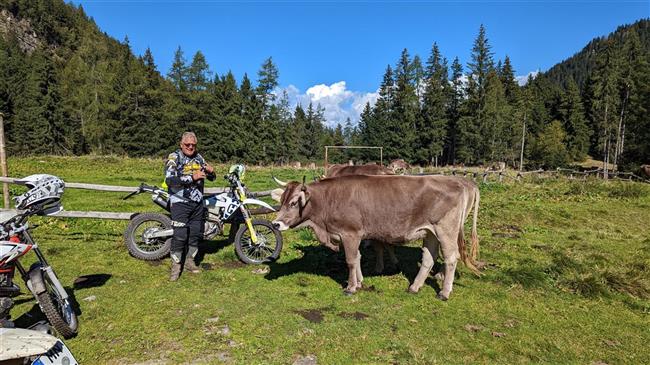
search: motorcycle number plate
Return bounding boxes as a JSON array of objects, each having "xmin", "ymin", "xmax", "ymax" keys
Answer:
[{"xmin": 32, "ymin": 340, "xmax": 78, "ymax": 365}]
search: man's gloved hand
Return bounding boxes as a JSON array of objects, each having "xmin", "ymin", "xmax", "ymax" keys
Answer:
[
  {"xmin": 192, "ymin": 170, "xmax": 207, "ymax": 181},
  {"xmin": 203, "ymin": 163, "xmax": 215, "ymax": 174}
]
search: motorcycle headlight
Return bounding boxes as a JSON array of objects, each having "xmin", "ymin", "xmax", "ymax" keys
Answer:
[{"xmin": 228, "ymin": 164, "xmax": 245, "ymax": 179}]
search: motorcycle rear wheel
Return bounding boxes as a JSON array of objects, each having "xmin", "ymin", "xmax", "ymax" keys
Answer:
[
  {"xmin": 234, "ymin": 219, "xmax": 283, "ymax": 265},
  {"xmin": 124, "ymin": 213, "xmax": 172, "ymax": 260},
  {"xmin": 30, "ymin": 264, "xmax": 78, "ymax": 339}
]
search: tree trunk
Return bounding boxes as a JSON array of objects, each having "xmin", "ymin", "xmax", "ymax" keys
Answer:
[
  {"xmin": 614, "ymin": 87, "xmax": 629, "ymax": 169},
  {"xmin": 519, "ymin": 115, "xmax": 526, "ymax": 172}
]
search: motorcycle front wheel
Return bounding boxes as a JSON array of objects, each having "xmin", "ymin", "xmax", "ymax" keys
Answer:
[
  {"xmin": 124, "ymin": 213, "xmax": 172, "ymax": 260},
  {"xmin": 30, "ymin": 264, "xmax": 78, "ymax": 339},
  {"xmin": 234, "ymin": 219, "xmax": 283, "ymax": 265}
]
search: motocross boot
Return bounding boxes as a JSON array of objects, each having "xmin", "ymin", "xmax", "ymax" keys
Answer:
[
  {"xmin": 184, "ymin": 246, "xmax": 201, "ymax": 274},
  {"xmin": 170, "ymin": 251, "xmax": 183, "ymax": 281}
]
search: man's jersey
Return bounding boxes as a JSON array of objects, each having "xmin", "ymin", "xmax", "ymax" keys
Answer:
[{"xmin": 164, "ymin": 150, "xmax": 215, "ymax": 203}]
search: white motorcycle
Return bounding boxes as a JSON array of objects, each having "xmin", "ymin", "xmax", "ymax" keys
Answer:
[
  {"xmin": 123, "ymin": 164, "xmax": 283, "ymax": 265},
  {"xmin": 0, "ymin": 175, "xmax": 78, "ymax": 339}
]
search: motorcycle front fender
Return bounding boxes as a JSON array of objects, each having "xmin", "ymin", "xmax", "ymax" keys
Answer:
[
  {"xmin": 242, "ymin": 199, "xmax": 275, "ymax": 212},
  {"xmin": 27, "ymin": 266, "xmax": 46, "ymax": 295}
]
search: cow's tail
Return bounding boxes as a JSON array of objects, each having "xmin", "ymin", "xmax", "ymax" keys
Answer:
[
  {"xmin": 470, "ymin": 188, "xmax": 480, "ymax": 264},
  {"xmin": 459, "ymin": 187, "xmax": 481, "ymax": 276}
]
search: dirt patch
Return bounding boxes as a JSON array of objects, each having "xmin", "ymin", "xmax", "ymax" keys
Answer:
[
  {"xmin": 359, "ymin": 284, "xmax": 380, "ymax": 293},
  {"xmin": 464, "ymin": 324, "xmax": 484, "ymax": 332},
  {"xmin": 492, "ymin": 232, "xmax": 520, "ymax": 239},
  {"xmin": 531, "ymin": 244, "xmax": 552, "ymax": 251},
  {"xmin": 501, "ymin": 224, "xmax": 523, "ymax": 232},
  {"xmin": 201, "ymin": 263, "xmax": 215, "ymax": 270},
  {"xmin": 294, "ymin": 309, "xmax": 324, "ymax": 323},
  {"xmin": 338, "ymin": 311, "xmax": 369, "ymax": 320},
  {"xmin": 146, "ymin": 260, "xmax": 163, "ymax": 267}
]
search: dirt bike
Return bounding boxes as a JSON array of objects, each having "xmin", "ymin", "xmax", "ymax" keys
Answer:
[
  {"xmin": 0, "ymin": 206, "xmax": 78, "ymax": 339},
  {"xmin": 123, "ymin": 165, "xmax": 283, "ymax": 265}
]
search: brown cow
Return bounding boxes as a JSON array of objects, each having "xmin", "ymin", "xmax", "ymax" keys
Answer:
[
  {"xmin": 325, "ymin": 163, "xmax": 397, "ymax": 274},
  {"xmin": 271, "ymin": 175, "xmax": 481, "ymax": 300},
  {"xmin": 641, "ymin": 165, "xmax": 650, "ymax": 179},
  {"xmin": 387, "ymin": 159, "xmax": 411, "ymax": 174}
]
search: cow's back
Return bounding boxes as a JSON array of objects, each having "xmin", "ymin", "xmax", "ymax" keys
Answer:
[{"xmin": 326, "ymin": 164, "xmax": 394, "ymax": 178}]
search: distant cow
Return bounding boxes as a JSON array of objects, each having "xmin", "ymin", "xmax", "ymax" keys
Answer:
[
  {"xmin": 325, "ymin": 163, "xmax": 394, "ymax": 178},
  {"xmin": 388, "ymin": 159, "xmax": 411, "ymax": 174},
  {"xmin": 487, "ymin": 162, "xmax": 506, "ymax": 172},
  {"xmin": 325, "ymin": 163, "xmax": 397, "ymax": 273},
  {"xmin": 641, "ymin": 165, "xmax": 650, "ymax": 179},
  {"xmin": 271, "ymin": 175, "xmax": 481, "ymax": 300}
]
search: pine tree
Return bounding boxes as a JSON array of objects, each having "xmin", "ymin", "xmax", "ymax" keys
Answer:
[
  {"xmin": 560, "ymin": 78, "xmax": 590, "ymax": 161},
  {"xmin": 168, "ymin": 46, "xmax": 188, "ymax": 91},
  {"xmin": 417, "ymin": 42, "xmax": 449, "ymax": 165},
  {"xmin": 619, "ymin": 30, "xmax": 650, "ymax": 168},
  {"xmin": 391, "ymin": 49, "xmax": 418, "ymax": 161},
  {"xmin": 591, "ymin": 38, "xmax": 620, "ymax": 176},
  {"xmin": 446, "ymin": 57, "xmax": 463, "ymax": 165},
  {"xmin": 187, "ymin": 50, "xmax": 211, "ymax": 91},
  {"xmin": 459, "ymin": 24, "xmax": 495, "ymax": 164},
  {"xmin": 500, "ymin": 56, "xmax": 519, "ymax": 106},
  {"xmin": 256, "ymin": 57, "xmax": 279, "ymax": 109}
]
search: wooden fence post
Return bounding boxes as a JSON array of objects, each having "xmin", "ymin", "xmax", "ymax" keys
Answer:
[{"xmin": 0, "ymin": 113, "xmax": 9, "ymax": 209}]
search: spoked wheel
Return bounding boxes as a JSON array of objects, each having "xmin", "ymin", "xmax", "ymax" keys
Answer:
[
  {"xmin": 30, "ymin": 264, "xmax": 78, "ymax": 339},
  {"xmin": 124, "ymin": 213, "xmax": 172, "ymax": 261},
  {"xmin": 234, "ymin": 219, "xmax": 283, "ymax": 265}
]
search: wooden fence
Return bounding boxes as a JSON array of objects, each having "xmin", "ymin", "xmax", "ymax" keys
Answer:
[
  {"xmin": 0, "ymin": 167, "xmax": 647, "ymax": 220},
  {"xmin": 0, "ymin": 177, "xmax": 275, "ymax": 220},
  {"xmin": 407, "ymin": 167, "xmax": 650, "ymax": 184}
]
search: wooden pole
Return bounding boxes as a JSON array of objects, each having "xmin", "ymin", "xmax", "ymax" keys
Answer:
[{"xmin": 0, "ymin": 113, "xmax": 9, "ymax": 208}]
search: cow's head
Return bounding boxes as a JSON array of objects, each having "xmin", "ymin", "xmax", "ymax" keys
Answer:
[{"xmin": 271, "ymin": 177, "xmax": 311, "ymax": 231}]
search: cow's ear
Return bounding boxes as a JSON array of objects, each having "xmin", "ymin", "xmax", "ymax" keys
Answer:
[
  {"xmin": 299, "ymin": 190, "xmax": 310, "ymax": 207},
  {"xmin": 271, "ymin": 188, "xmax": 284, "ymax": 202}
]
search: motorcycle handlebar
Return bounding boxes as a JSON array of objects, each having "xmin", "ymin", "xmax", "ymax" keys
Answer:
[{"xmin": 122, "ymin": 183, "xmax": 162, "ymax": 200}]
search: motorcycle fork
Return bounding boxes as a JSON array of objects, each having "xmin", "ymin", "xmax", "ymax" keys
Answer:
[
  {"xmin": 240, "ymin": 208, "xmax": 258, "ymax": 244},
  {"xmin": 21, "ymin": 231, "xmax": 69, "ymax": 301}
]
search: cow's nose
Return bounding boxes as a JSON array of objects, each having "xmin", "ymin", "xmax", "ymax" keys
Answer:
[{"xmin": 272, "ymin": 222, "xmax": 281, "ymax": 230}]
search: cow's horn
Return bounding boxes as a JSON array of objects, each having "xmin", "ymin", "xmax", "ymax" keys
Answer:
[{"xmin": 272, "ymin": 175, "xmax": 288, "ymax": 187}]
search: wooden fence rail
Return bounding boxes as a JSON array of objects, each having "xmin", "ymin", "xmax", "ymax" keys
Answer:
[{"xmin": 0, "ymin": 177, "xmax": 276, "ymax": 220}]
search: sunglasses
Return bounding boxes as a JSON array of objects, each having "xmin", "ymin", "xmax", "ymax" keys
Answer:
[{"xmin": 182, "ymin": 143, "xmax": 197, "ymax": 148}]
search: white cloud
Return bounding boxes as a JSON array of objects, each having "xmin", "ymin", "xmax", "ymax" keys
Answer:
[
  {"xmin": 275, "ymin": 81, "xmax": 378, "ymax": 128},
  {"xmin": 516, "ymin": 70, "xmax": 540, "ymax": 86}
]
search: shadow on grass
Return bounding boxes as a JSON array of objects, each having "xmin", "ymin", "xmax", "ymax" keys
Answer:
[
  {"xmin": 196, "ymin": 237, "xmax": 232, "ymax": 264},
  {"xmin": 265, "ymin": 243, "xmax": 444, "ymax": 293}
]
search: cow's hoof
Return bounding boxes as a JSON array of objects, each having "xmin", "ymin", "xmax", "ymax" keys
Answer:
[
  {"xmin": 343, "ymin": 289, "xmax": 356, "ymax": 296},
  {"xmin": 436, "ymin": 292, "xmax": 449, "ymax": 301},
  {"xmin": 407, "ymin": 287, "xmax": 419, "ymax": 294}
]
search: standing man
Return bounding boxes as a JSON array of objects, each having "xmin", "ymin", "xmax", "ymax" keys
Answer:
[{"xmin": 165, "ymin": 132, "xmax": 216, "ymax": 281}]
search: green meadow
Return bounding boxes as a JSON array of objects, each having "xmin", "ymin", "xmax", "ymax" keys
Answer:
[{"xmin": 5, "ymin": 156, "xmax": 650, "ymax": 364}]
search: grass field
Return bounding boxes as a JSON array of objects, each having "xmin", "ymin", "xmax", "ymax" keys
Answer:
[{"xmin": 5, "ymin": 156, "xmax": 650, "ymax": 364}]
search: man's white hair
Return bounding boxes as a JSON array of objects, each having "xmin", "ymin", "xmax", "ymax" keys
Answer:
[{"xmin": 181, "ymin": 131, "xmax": 197, "ymax": 142}]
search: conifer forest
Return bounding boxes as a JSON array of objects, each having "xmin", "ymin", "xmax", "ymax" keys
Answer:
[{"xmin": 1, "ymin": 0, "xmax": 648, "ymax": 170}]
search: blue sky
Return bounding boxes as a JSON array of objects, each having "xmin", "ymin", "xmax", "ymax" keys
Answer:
[{"xmin": 74, "ymin": 0, "xmax": 648, "ymax": 126}]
